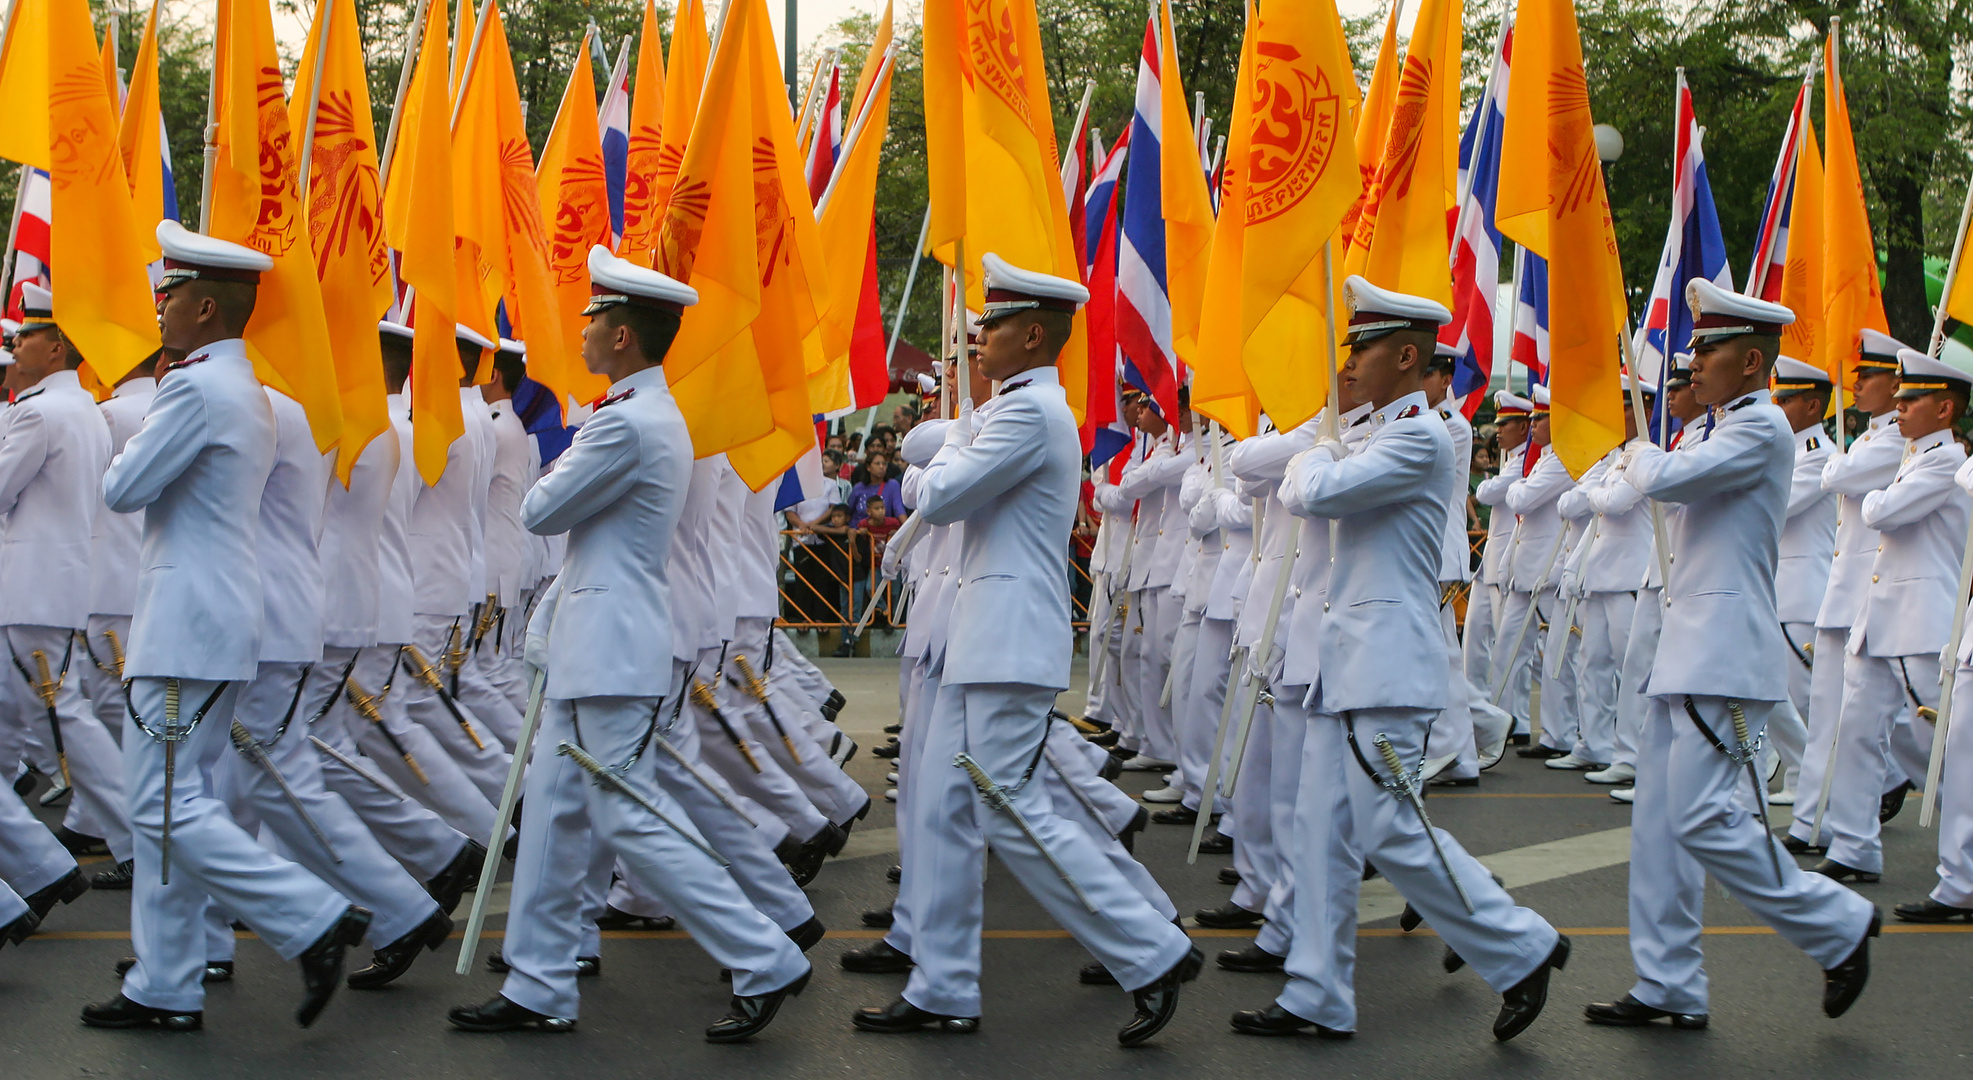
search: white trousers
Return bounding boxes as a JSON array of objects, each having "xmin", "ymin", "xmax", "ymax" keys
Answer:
[
  {"xmin": 343, "ymin": 645, "xmax": 501, "ymax": 843},
  {"xmin": 731, "ymin": 617, "xmax": 867, "ymax": 826},
  {"xmin": 1491, "ymin": 588, "xmax": 1554, "ymax": 732},
  {"xmin": 1, "ymin": 624, "xmax": 132, "ymax": 862},
  {"xmin": 1612, "ymin": 588, "xmax": 1664, "ymax": 769},
  {"xmin": 1571, "ymin": 592, "xmax": 1635, "ymax": 765},
  {"xmin": 1178, "ymin": 616, "xmax": 1234, "ymax": 809},
  {"xmin": 0, "ymin": 761, "xmax": 75, "ymax": 898},
  {"xmin": 78, "ymin": 616, "xmax": 133, "ymax": 744},
  {"xmin": 1083, "ymin": 572, "xmax": 1118, "ymax": 722},
  {"xmin": 1254, "ymin": 691, "xmax": 1307, "ymax": 958},
  {"xmin": 499, "ymin": 693, "xmax": 809, "ymax": 1017},
  {"xmin": 1824, "ymin": 653, "xmax": 1936, "ymax": 873},
  {"xmin": 398, "ymin": 619, "xmax": 514, "ymax": 802},
  {"xmin": 121, "ymin": 676, "xmax": 351, "ymax": 1013},
  {"xmin": 884, "ymin": 659, "xmax": 941, "ymax": 959},
  {"xmin": 898, "ymin": 681, "xmax": 1193, "ymax": 1018},
  {"xmin": 1277, "ymin": 706, "xmax": 1559, "ymax": 1031},
  {"xmin": 685, "ymin": 645, "xmax": 829, "ymax": 842},
  {"xmin": 1462, "ymin": 580, "xmax": 1501, "ymax": 694},
  {"xmin": 1226, "ymin": 701, "xmax": 1277, "ymax": 915},
  {"xmin": 1537, "ymin": 591, "xmax": 1583, "ymax": 751},
  {"xmin": 1777, "ymin": 622, "xmax": 1817, "ymax": 789},
  {"xmin": 1791, "ymin": 627, "xmax": 1851, "ymax": 842},
  {"xmin": 1626, "ymin": 694, "xmax": 1876, "ymax": 1014},
  {"xmin": 223, "ymin": 660, "xmax": 441, "ymax": 946},
  {"xmin": 1929, "ymin": 665, "xmax": 1973, "ymax": 908},
  {"xmin": 1429, "ymin": 601, "xmax": 1481, "ymax": 780},
  {"xmin": 1125, "ymin": 588, "xmax": 1180, "ymax": 762}
]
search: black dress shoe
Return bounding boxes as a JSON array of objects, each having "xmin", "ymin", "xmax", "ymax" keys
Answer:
[
  {"xmin": 1430, "ymin": 775, "xmax": 1480, "ymax": 788},
  {"xmin": 484, "ymin": 951, "xmax": 510, "ymax": 974},
  {"xmin": 1823, "ymin": 909, "xmax": 1879, "ymax": 1018},
  {"xmin": 861, "ymin": 905, "xmax": 895, "ymax": 929},
  {"xmin": 296, "ymin": 905, "xmax": 371, "ymax": 1028},
  {"xmin": 1229, "ymin": 1003, "xmax": 1351, "ymax": 1038},
  {"xmin": 1810, "ymin": 858, "xmax": 1880, "ymax": 884},
  {"xmin": 883, "ymin": 722, "xmax": 902, "ymax": 734},
  {"xmin": 1218, "ymin": 867, "xmax": 1242, "ymax": 886},
  {"xmin": 595, "ymin": 906, "xmax": 676, "ymax": 931},
  {"xmin": 840, "ymin": 940, "xmax": 914, "ymax": 973},
  {"xmin": 1880, "ymin": 781, "xmax": 1913, "ymax": 824},
  {"xmin": 1508, "ymin": 732, "xmax": 1531, "ymax": 746},
  {"xmin": 1494, "ymin": 935, "xmax": 1569, "ymax": 1041},
  {"xmin": 706, "ymin": 967, "xmax": 809, "ymax": 1042},
  {"xmin": 447, "ymin": 994, "xmax": 575, "ymax": 1032},
  {"xmin": 80, "ymin": 993, "xmax": 202, "ymax": 1031},
  {"xmin": 576, "ymin": 955, "xmax": 601, "ymax": 977},
  {"xmin": 11, "ymin": 765, "xmax": 36, "ymax": 797},
  {"xmin": 826, "ymin": 690, "xmax": 847, "ymax": 715},
  {"xmin": 92, "ymin": 860, "xmax": 135, "ymax": 890},
  {"xmin": 1516, "ymin": 744, "xmax": 1569, "ymax": 759},
  {"xmin": 1150, "ymin": 805, "xmax": 1198, "ymax": 826},
  {"xmin": 1118, "ymin": 806, "xmax": 1149, "ymax": 854},
  {"xmin": 1783, "ymin": 834, "xmax": 1826, "ymax": 856},
  {"xmin": 1090, "ymin": 728, "xmax": 1121, "ymax": 748},
  {"xmin": 1216, "ymin": 944, "xmax": 1285, "ymax": 973},
  {"xmin": 885, "ymin": 863, "xmax": 902, "ymax": 884},
  {"xmin": 871, "ymin": 740, "xmax": 901, "ymax": 760},
  {"xmin": 1194, "ymin": 902, "xmax": 1264, "ymax": 929},
  {"xmin": 24, "ymin": 867, "xmax": 89, "ymax": 921},
  {"xmin": 1197, "ymin": 829, "xmax": 1234, "ymax": 855},
  {"xmin": 1119, "ymin": 947, "xmax": 1202, "ymax": 1047},
  {"xmin": 1098, "ymin": 753, "xmax": 1124, "ymax": 781},
  {"xmin": 347, "ymin": 910, "xmax": 453, "ymax": 989},
  {"xmin": 852, "ymin": 996, "xmax": 978, "ymax": 1033},
  {"xmin": 1443, "ymin": 946, "xmax": 1466, "ymax": 973},
  {"xmin": 1895, "ymin": 897, "xmax": 1973, "ymax": 923},
  {"xmin": 782, "ymin": 823, "xmax": 847, "ymax": 887},
  {"xmin": 1583, "ymin": 994, "xmax": 1707, "ymax": 1029},
  {"xmin": 1079, "ymin": 960, "xmax": 1118, "ymax": 985},
  {"xmin": 425, "ymin": 840, "xmax": 486, "ymax": 915},
  {"xmin": 57, "ymin": 827, "xmax": 107, "ymax": 857},
  {"xmin": 1, "ymin": 909, "xmax": 38, "ymax": 949},
  {"xmin": 787, "ymin": 916, "xmax": 827, "ymax": 952},
  {"xmin": 1399, "ymin": 904, "xmax": 1423, "ymax": 933}
]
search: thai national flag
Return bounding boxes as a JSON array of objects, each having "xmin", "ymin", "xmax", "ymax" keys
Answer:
[
  {"xmin": 5, "ymin": 168, "xmax": 50, "ymax": 320},
  {"xmin": 1084, "ymin": 129, "xmax": 1132, "ymax": 467},
  {"xmin": 1509, "ymin": 246, "xmax": 1549, "ymax": 390},
  {"xmin": 773, "ymin": 440, "xmax": 830, "ymax": 513},
  {"xmin": 1746, "ymin": 67, "xmax": 1812, "ymax": 302},
  {"xmin": 1634, "ymin": 70, "xmax": 1732, "ymax": 440},
  {"xmin": 158, "ymin": 112, "xmax": 178, "ymax": 223},
  {"xmin": 1444, "ymin": 20, "xmax": 1512, "ymax": 418},
  {"xmin": 598, "ymin": 41, "xmax": 633, "ymax": 248},
  {"xmin": 1115, "ymin": 17, "xmax": 1180, "ymax": 424},
  {"xmin": 804, "ymin": 63, "xmax": 843, "ymax": 205}
]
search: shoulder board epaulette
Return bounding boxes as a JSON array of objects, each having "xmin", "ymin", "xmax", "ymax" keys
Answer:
[
  {"xmin": 595, "ymin": 387, "xmax": 636, "ymax": 409},
  {"xmin": 161, "ymin": 354, "xmax": 210, "ymax": 376},
  {"xmin": 999, "ymin": 378, "xmax": 1032, "ymax": 396},
  {"xmin": 12, "ymin": 387, "xmax": 43, "ymax": 403},
  {"xmin": 1805, "ymin": 437, "xmax": 1820, "ymax": 451},
  {"xmin": 1349, "ymin": 413, "xmax": 1371, "ymax": 428},
  {"xmin": 1397, "ymin": 404, "xmax": 1422, "ymax": 419}
]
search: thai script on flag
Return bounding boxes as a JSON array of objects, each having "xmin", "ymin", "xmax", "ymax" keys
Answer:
[
  {"xmin": 1116, "ymin": 17, "xmax": 1180, "ymax": 424},
  {"xmin": 1444, "ymin": 19, "xmax": 1512, "ymax": 418},
  {"xmin": 5, "ymin": 168, "xmax": 51, "ymax": 320},
  {"xmin": 1509, "ymin": 245, "xmax": 1549, "ymax": 391},
  {"xmin": 598, "ymin": 41, "xmax": 633, "ymax": 248},
  {"xmin": 1745, "ymin": 70, "xmax": 1811, "ymax": 303},
  {"xmin": 804, "ymin": 63, "xmax": 844, "ymax": 204},
  {"xmin": 1634, "ymin": 70, "xmax": 1732, "ymax": 442},
  {"xmin": 1084, "ymin": 129, "xmax": 1132, "ymax": 468}
]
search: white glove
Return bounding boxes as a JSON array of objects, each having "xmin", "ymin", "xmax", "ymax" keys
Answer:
[
  {"xmin": 944, "ymin": 401, "xmax": 976, "ymax": 449},
  {"xmin": 523, "ymin": 579, "xmax": 558, "ymax": 670},
  {"xmin": 880, "ymin": 534, "xmax": 905, "ymax": 580},
  {"xmin": 1311, "ymin": 437, "xmax": 1347, "ymax": 463}
]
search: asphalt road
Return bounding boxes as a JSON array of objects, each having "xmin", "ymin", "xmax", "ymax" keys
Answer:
[{"xmin": 3, "ymin": 656, "xmax": 1970, "ymax": 1080}]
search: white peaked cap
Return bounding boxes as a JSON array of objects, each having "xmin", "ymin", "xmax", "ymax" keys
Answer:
[
  {"xmin": 1771, "ymin": 356, "xmax": 1832, "ymax": 387},
  {"xmin": 1858, "ymin": 328, "xmax": 1909, "ymax": 361},
  {"xmin": 1531, "ymin": 383, "xmax": 1552, "ymax": 409},
  {"xmin": 17, "ymin": 283, "xmax": 53, "ymax": 320},
  {"xmin": 584, "ymin": 244, "xmax": 698, "ymax": 315},
  {"xmin": 498, "ymin": 338, "xmax": 526, "ymax": 355},
  {"xmin": 1894, "ymin": 347, "xmax": 1973, "ymax": 398},
  {"xmin": 980, "ymin": 252, "xmax": 1088, "ymax": 322},
  {"xmin": 156, "ymin": 219, "xmax": 272, "ymax": 289},
  {"xmin": 1494, "ymin": 390, "xmax": 1534, "ymax": 415},
  {"xmin": 1685, "ymin": 277, "xmax": 1793, "ymax": 344},
  {"xmin": 455, "ymin": 324, "xmax": 497, "ymax": 351},
  {"xmin": 378, "ymin": 320, "xmax": 414, "ymax": 341}
]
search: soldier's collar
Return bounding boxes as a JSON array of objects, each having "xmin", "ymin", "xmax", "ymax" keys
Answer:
[{"xmin": 1371, "ymin": 391, "xmax": 1430, "ymax": 427}]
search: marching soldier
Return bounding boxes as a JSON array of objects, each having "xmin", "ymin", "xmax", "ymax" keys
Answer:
[
  {"xmin": 1903, "ymin": 441, "xmax": 1973, "ymax": 922},
  {"xmin": 85, "ymin": 221, "xmax": 370, "ymax": 1032},
  {"xmin": 1771, "ymin": 356, "xmax": 1838, "ymax": 802},
  {"xmin": 1585, "ymin": 279, "xmax": 1878, "ymax": 1029},
  {"xmin": 450, "ymin": 247, "xmax": 812, "ymax": 1041},
  {"xmin": 1466, "ymin": 390, "xmax": 1533, "ymax": 737}
]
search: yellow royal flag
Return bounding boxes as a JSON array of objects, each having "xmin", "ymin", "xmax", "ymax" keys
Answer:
[
  {"xmin": 1196, "ymin": 0, "xmax": 1361, "ymax": 437},
  {"xmin": 0, "ymin": 0, "xmax": 52, "ymax": 170},
  {"xmin": 1821, "ymin": 35, "xmax": 1887, "ymax": 385},
  {"xmin": 848, "ymin": 0, "xmax": 894, "ymax": 115},
  {"xmin": 1496, "ymin": 0, "xmax": 1625, "ymax": 477},
  {"xmin": 655, "ymin": 0, "xmax": 827, "ymax": 488},
  {"xmin": 116, "ymin": 0, "xmax": 167, "ymax": 261},
  {"xmin": 533, "ymin": 29, "xmax": 613, "ymax": 407},
  {"xmin": 98, "ymin": 20, "xmax": 119, "ymax": 112},
  {"xmin": 616, "ymin": 0, "xmax": 668, "ymax": 260},
  {"xmin": 1950, "ymin": 199, "xmax": 1973, "ymax": 329},
  {"xmin": 29, "ymin": 0, "xmax": 158, "ymax": 382},
  {"xmin": 208, "ymin": 0, "xmax": 344, "ymax": 452},
  {"xmin": 290, "ymin": 0, "xmax": 392, "ymax": 479},
  {"xmin": 452, "ymin": 1, "xmax": 564, "ymax": 378},
  {"xmin": 1340, "ymin": 0, "xmax": 1403, "ymax": 252},
  {"xmin": 630, "ymin": 0, "xmax": 709, "ymax": 264},
  {"xmin": 1779, "ymin": 119, "xmax": 1825, "ymax": 367},
  {"xmin": 920, "ymin": 0, "xmax": 1086, "ymax": 419},
  {"xmin": 1342, "ymin": 0, "xmax": 1457, "ymax": 307},
  {"xmin": 805, "ymin": 34, "xmax": 895, "ymax": 415},
  {"xmin": 1159, "ymin": 0, "xmax": 1215, "ymax": 375},
  {"xmin": 381, "ymin": 0, "xmax": 463, "ymax": 484},
  {"xmin": 451, "ymin": 0, "xmax": 476, "ymax": 99}
]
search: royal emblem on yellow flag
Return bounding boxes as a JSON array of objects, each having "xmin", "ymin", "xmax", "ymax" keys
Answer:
[
  {"xmin": 117, "ymin": 1, "xmax": 168, "ymax": 262},
  {"xmin": 616, "ymin": 0, "xmax": 670, "ymax": 261},
  {"xmin": 534, "ymin": 28, "xmax": 613, "ymax": 407},
  {"xmin": 1820, "ymin": 33, "xmax": 1888, "ymax": 386}
]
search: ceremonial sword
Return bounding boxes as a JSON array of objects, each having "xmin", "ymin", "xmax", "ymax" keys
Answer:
[
  {"xmin": 731, "ymin": 654, "xmax": 801, "ymax": 762},
  {"xmin": 402, "ymin": 643, "xmax": 490, "ymax": 751},
  {"xmin": 308, "ymin": 735, "xmax": 407, "ymax": 800},
  {"xmin": 1371, "ymin": 732, "xmax": 1475, "ymax": 914},
  {"xmin": 230, "ymin": 721, "xmax": 341, "ymax": 862},
  {"xmin": 954, "ymin": 752, "xmax": 1097, "ymax": 914},
  {"xmin": 558, "ymin": 741, "xmax": 726, "ymax": 865},
  {"xmin": 345, "ymin": 674, "xmax": 431, "ymax": 784},
  {"xmin": 10, "ymin": 641, "xmax": 73, "ymax": 787}
]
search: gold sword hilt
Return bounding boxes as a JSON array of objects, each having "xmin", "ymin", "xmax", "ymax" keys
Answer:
[
  {"xmin": 1375, "ymin": 735, "xmax": 1408, "ymax": 782},
  {"xmin": 444, "ymin": 621, "xmax": 469, "ymax": 674},
  {"xmin": 30, "ymin": 649, "xmax": 58, "ymax": 710},
  {"xmin": 733, "ymin": 655, "xmax": 800, "ymax": 761},
  {"xmin": 691, "ymin": 681, "xmax": 762, "ymax": 773},
  {"xmin": 472, "ymin": 594, "xmax": 499, "ymax": 643},
  {"xmin": 104, "ymin": 628, "xmax": 125, "ymax": 679},
  {"xmin": 346, "ymin": 678, "xmax": 429, "ymax": 784},
  {"xmin": 403, "ymin": 644, "xmax": 445, "ymax": 691}
]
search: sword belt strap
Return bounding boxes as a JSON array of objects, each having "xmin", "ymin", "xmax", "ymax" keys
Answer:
[
  {"xmin": 1780, "ymin": 623, "xmax": 1813, "ymax": 670},
  {"xmin": 307, "ymin": 651, "xmax": 363, "ymax": 727},
  {"xmin": 127, "ymin": 679, "xmax": 231, "ymax": 741},
  {"xmin": 570, "ymin": 697, "xmax": 667, "ymax": 775},
  {"xmin": 267, "ymin": 663, "xmax": 315, "ymax": 746},
  {"xmin": 1679, "ymin": 695, "xmax": 1733, "ymax": 757},
  {"xmin": 7, "ymin": 635, "xmax": 74, "ymax": 701},
  {"xmin": 1896, "ymin": 657, "xmax": 1930, "ymax": 714},
  {"xmin": 1340, "ymin": 712, "xmax": 1431, "ymax": 794}
]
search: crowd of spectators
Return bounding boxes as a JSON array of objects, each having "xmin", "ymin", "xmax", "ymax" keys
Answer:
[{"xmin": 782, "ymin": 404, "xmax": 922, "ymax": 624}]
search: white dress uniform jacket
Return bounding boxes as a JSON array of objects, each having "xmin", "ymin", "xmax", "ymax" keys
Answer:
[
  {"xmin": 255, "ymin": 390, "xmax": 327, "ymax": 663},
  {"xmin": 375, "ymin": 401, "xmax": 419, "ymax": 646},
  {"xmin": 1473, "ymin": 443, "xmax": 1526, "ymax": 587},
  {"xmin": 1558, "ymin": 443, "xmax": 1653, "ymax": 593},
  {"xmin": 1286, "ymin": 392, "xmax": 1453, "ymax": 712},
  {"xmin": 918, "ymin": 366, "xmax": 1080, "ymax": 690},
  {"xmin": 1815, "ymin": 411, "xmax": 1902, "ymax": 630},
  {"xmin": 1777, "ymin": 424, "xmax": 1837, "ymax": 625},
  {"xmin": 320, "ymin": 425, "xmax": 398, "ymax": 648},
  {"xmin": 409, "ymin": 396, "xmax": 485, "ymax": 618},
  {"xmin": 104, "ymin": 341, "xmax": 276, "ymax": 680},
  {"xmin": 1627, "ymin": 391, "xmax": 1793, "ymax": 702},
  {"xmin": 1849, "ymin": 428, "xmax": 1970, "ymax": 658},
  {"xmin": 1503, "ymin": 447, "xmax": 1574, "ymax": 587},
  {"xmin": 521, "ymin": 365, "xmax": 691, "ymax": 699},
  {"xmin": 1438, "ymin": 405, "xmax": 1474, "ymax": 583},
  {"xmin": 89, "ymin": 377, "xmax": 155, "ymax": 617},
  {"xmin": 0, "ymin": 369, "xmax": 110, "ymax": 628},
  {"xmin": 483, "ymin": 397, "xmax": 532, "ymax": 607}
]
